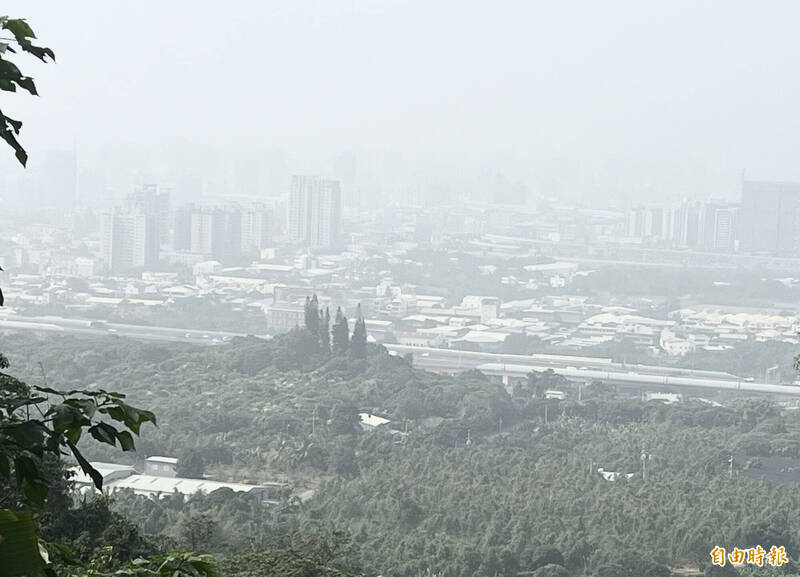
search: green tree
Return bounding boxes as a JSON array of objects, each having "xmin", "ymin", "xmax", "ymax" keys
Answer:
[
  {"xmin": 176, "ymin": 451, "xmax": 205, "ymax": 479},
  {"xmin": 350, "ymin": 304, "xmax": 366, "ymax": 359},
  {"xmin": 179, "ymin": 513, "xmax": 216, "ymax": 553},
  {"xmin": 332, "ymin": 307, "xmax": 349, "ymax": 356},
  {"xmin": 220, "ymin": 531, "xmax": 362, "ymax": 577},
  {"xmin": 319, "ymin": 307, "xmax": 331, "ymax": 355},
  {"xmin": 328, "ymin": 403, "xmax": 359, "ymax": 436},
  {"xmin": 304, "ymin": 296, "xmax": 320, "ymax": 336}
]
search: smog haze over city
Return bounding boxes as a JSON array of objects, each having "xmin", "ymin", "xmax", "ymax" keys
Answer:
[
  {"xmin": 5, "ymin": 3, "xmax": 800, "ymax": 577},
  {"xmin": 4, "ymin": 0, "xmax": 800, "ymax": 208}
]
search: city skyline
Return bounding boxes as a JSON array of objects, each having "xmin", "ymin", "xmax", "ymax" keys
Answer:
[{"xmin": 4, "ymin": 1, "xmax": 800, "ymax": 206}]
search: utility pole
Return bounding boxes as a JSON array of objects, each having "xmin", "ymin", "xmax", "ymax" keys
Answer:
[
  {"xmin": 466, "ymin": 428, "xmax": 471, "ymax": 447},
  {"xmin": 544, "ymin": 404, "xmax": 548, "ymax": 425},
  {"xmin": 311, "ymin": 405, "xmax": 317, "ymax": 436},
  {"xmin": 729, "ymin": 455, "xmax": 734, "ymax": 479}
]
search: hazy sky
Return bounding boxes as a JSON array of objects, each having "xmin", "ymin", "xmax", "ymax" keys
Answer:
[{"xmin": 3, "ymin": 0, "xmax": 800, "ymax": 203}]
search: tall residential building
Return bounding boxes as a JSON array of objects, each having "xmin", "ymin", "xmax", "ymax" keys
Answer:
[
  {"xmin": 740, "ymin": 180, "xmax": 800, "ymax": 255},
  {"xmin": 241, "ymin": 203, "xmax": 274, "ymax": 256},
  {"xmin": 100, "ymin": 209, "xmax": 159, "ymax": 271},
  {"xmin": 288, "ymin": 176, "xmax": 342, "ymax": 248},
  {"xmin": 671, "ymin": 201, "xmax": 703, "ymax": 249},
  {"xmin": 127, "ymin": 184, "xmax": 170, "ymax": 245},
  {"xmin": 189, "ymin": 207, "xmax": 242, "ymax": 262},
  {"xmin": 711, "ymin": 206, "xmax": 739, "ymax": 252},
  {"xmin": 172, "ymin": 203, "xmax": 195, "ymax": 250},
  {"xmin": 626, "ymin": 206, "xmax": 669, "ymax": 243}
]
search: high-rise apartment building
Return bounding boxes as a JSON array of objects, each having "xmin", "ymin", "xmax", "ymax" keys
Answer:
[
  {"xmin": 671, "ymin": 201, "xmax": 704, "ymax": 249},
  {"xmin": 711, "ymin": 206, "xmax": 739, "ymax": 252},
  {"xmin": 188, "ymin": 207, "xmax": 242, "ymax": 262},
  {"xmin": 626, "ymin": 206, "xmax": 669, "ymax": 243},
  {"xmin": 241, "ymin": 203, "xmax": 274, "ymax": 256},
  {"xmin": 127, "ymin": 184, "xmax": 171, "ymax": 245},
  {"xmin": 288, "ymin": 176, "xmax": 341, "ymax": 248},
  {"xmin": 740, "ymin": 180, "xmax": 800, "ymax": 255},
  {"xmin": 173, "ymin": 203, "xmax": 245, "ymax": 263},
  {"xmin": 100, "ymin": 209, "xmax": 159, "ymax": 271},
  {"xmin": 172, "ymin": 203, "xmax": 195, "ymax": 250}
]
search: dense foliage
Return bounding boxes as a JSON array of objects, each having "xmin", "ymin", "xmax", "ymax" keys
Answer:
[{"xmin": 4, "ymin": 330, "xmax": 800, "ymax": 576}]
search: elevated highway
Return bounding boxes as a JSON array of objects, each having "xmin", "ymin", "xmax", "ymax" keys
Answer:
[{"xmin": 383, "ymin": 344, "xmax": 800, "ymax": 398}]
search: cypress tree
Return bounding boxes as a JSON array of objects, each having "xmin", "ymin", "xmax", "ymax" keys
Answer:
[
  {"xmin": 304, "ymin": 294, "xmax": 320, "ymax": 335},
  {"xmin": 304, "ymin": 297, "xmax": 312, "ymax": 331},
  {"xmin": 319, "ymin": 307, "xmax": 331, "ymax": 354},
  {"xmin": 332, "ymin": 306, "xmax": 350, "ymax": 355},
  {"xmin": 350, "ymin": 303, "xmax": 367, "ymax": 359}
]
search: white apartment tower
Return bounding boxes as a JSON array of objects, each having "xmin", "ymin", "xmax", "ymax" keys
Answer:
[
  {"xmin": 100, "ymin": 209, "xmax": 159, "ymax": 271},
  {"xmin": 241, "ymin": 203, "xmax": 274, "ymax": 255},
  {"xmin": 288, "ymin": 176, "xmax": 341, "ymax": 248}
]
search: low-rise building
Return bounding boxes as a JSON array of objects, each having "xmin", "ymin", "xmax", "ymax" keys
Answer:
[{"xmin": 145, "ymin": 456, "xmax": 178, "ymax": 477}]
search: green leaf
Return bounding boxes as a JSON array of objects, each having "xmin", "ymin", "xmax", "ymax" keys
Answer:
[
  {"xmin": 64, "ymin": 397, "xmax": 98, "ymax": 420},
  {"xmin": 3, "ymin": 18, "xmax": 36, "ymax": 40},
  {"xmin": 13, "ymin": 455, "xmax": 40, "ymax": 490},
  {"xmin": 68, "ymin": 441, "xmax": 103, "ymax": 491},
  {"xmin": 23, "ymin": 479, "xmax": 48, "ymax": 504},
  {"xmin": 50, "ymin": 404, "xmax": 88, "ymax": 444},
  {"xmin": 88, "ymin": 422, "xmax": 117, "ymax": 446},
  {"xmin": 116, "ymin": 430, "xmax": 136, "ymax": 451},
  {"xmin": 0, "ymin": 509, "xmax": 45, "ymax": 577},
  {"xmin": 51, "ymin": 403, "xmax": 82, "ymax": 430},
  {"xmin": 101, "ymin": 402, "xmax": 156, "ymax": 434},
  {"xmin": 0, "ymin": 109, "xmax": 27, "ymax": 166},
  {"xmin": 2, "ymin": 420, "xmax": 48, "ymax": 448}
]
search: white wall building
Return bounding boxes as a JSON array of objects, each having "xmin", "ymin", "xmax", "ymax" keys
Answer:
[{"xmin": 288, "ymin": 175, "xmax": 342, "ymax": 248}]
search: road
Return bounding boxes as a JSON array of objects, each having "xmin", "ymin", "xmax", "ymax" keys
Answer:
[
  {"xmin": 383, "ymin": 343, "xmax": 800, "ymax": 397},
  {"xmin": 0, "ymin": 313, "xmax": 267, "ymax": 344},
  {"xmin": 4, "ymin": 315, "xmax": 796, "ymax": 397},
  {"xmin": 383, "ymin": 343, "xmax": 741, "ymax": 381}
]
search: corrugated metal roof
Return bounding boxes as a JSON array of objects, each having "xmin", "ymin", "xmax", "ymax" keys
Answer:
[{"xmin": 108, "ymin": 474, "xmax": 265, "ymax": 496}]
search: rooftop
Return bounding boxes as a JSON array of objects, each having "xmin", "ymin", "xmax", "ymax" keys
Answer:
[
  {"xmin": 109, "ymin": 474, "xmax": 266, "ymax": 496},
  {"xmin": 145, "ymin": 456, "xmax": 178, "ymax": 464}
]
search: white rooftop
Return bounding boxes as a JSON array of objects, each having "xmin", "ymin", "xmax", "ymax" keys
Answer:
[
  {"xmin": 146, "ymin": 456, "xmax": 178, "ymax": 464},
  {"xmin": 69, "ymin": 462, "xmax": 136, "ymax": 486},
  {"xmin": 108, "ymin": 474, "xmax": 265, "ymax": 496},
  {"xmin": 359, "ymin": 413, "xmax": 390, "ymax": 427}
]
